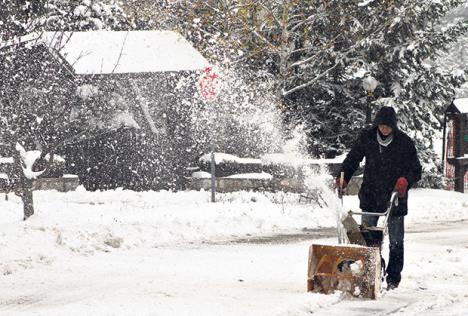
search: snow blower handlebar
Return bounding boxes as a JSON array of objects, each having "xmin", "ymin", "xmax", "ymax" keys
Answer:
[
  {"xmin": 347, "ymin": 191, "xmax": 399, "ymax": 237},
  {"xmin": 348, "ymin": 191, "xmax": 399, "ymax": 217}
]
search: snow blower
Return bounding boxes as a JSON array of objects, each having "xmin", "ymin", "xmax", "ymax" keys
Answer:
[{"xmin": 307, "ymin": 186, "xmax": 399, "ymax": 299}]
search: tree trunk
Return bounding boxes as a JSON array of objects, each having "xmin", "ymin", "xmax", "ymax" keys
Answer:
[
  {"xmin": 21, "ymin": 178, "xmax": 34, "ymax": 220},
  {"xmin": 13, "ymin": 148, "xmax": 35, "ymax": 220}
]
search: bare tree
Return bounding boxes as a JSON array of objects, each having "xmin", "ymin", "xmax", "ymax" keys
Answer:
[{"xmin": 0, "ymin": 0, "xmax": 131, "ymax": 220}]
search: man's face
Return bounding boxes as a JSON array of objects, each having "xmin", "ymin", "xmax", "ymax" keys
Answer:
[{"xmin": 378, "ymin": 124, "xmax": 393, "ymax": 136}]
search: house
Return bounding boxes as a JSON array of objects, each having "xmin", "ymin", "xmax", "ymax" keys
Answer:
[
  {"xmin": 0, "ymin": 30, "xmax": 210, "ymax": 191},
  {"xmin": 443, "ymin": 98, "xmax": 468, "ymax": 193}
]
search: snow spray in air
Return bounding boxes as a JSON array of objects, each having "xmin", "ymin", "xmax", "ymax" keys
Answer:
[
  {"xmin": 188, "ymin": 65, "xmax": 350, "ymax": 241},
  {"xmin": 275, "ymin": 124, "xmax": 350, "ymax": 244}
]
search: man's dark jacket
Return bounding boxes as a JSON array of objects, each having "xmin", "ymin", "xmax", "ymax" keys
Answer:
[{"xmin": 339, "ymin": 126, "xmax": 422, "ymax": 215}]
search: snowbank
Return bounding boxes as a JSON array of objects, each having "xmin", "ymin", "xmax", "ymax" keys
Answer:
[
  {"xmin": 0, "ymin": 188, "xmax": 466, "ymax": 276},
  {"xmin": 0, "ymin": 188, "xmax": 333, "ymax": 275}
]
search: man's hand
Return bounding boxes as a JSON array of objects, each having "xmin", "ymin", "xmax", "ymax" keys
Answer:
[
  {"xmin": 335, "ymin": 178, "xmax": 347, "ymax": 190},
  {"xmin": 395, "ymin": 177, "xmax": 408, "ymax": 197}
]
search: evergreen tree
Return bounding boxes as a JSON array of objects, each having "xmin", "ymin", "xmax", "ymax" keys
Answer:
[
  {"xmin": 121, "ymin": 1, "xmax": 468, "ymax": 186},
  {"xmin": 278, "ymin": 0, "xmax": 468, "ymax": 186},
  {"xmin": 279, "ymin": 1, "xmax": 468, "ymax": 154},
  {"xmin": 335, "ymin": 0, "xmax": 468, "ymax": 187},
  {"xmin": 439, "ymin": 2, "xmax": 468, "ymax": 97}
]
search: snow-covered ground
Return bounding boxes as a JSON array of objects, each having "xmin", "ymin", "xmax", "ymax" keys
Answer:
[{"xmin": 1, "ymin": 188, "xmax": 467, "ymax": 315}]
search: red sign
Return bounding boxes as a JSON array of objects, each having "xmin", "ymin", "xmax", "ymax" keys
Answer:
[{"xmin": 198, "ymin": 67, "xmax": 219, "ymax": 102}]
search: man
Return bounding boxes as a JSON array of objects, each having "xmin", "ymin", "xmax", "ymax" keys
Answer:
[{"xmin": 336, "ymin": 106, "xmax": 422, "ymax": 290}]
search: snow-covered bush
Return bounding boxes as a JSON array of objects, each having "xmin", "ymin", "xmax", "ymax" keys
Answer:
[{"xmin": 43, "ymin": 0, "xmax": 129, "ymax": 31}]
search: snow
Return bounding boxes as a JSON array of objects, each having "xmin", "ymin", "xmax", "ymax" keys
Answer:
[
  {"xmin": 12, "ymin": 145, "xmax": 66, "ymax": 180},
  {"xmin": 351, "ymin": 68, "xmax": 368, "ymax": 79},
  {"xmin": 199, "ymin": 153, "xmax": 262, "ymax": 165},
  {"xmin": 73, "ymin": 5, "xmax": 89, "ymax": 17},
  {"xmin": 452, "ymin": 69, "xmax": 465, "ymax": 78},
  {"xmin": 198, "ymin": 152, "xmax": 344, "ymax": 170},
  {"xmin": 391, "ymin": 82, "xmax": 403, "ymax": 97},
  {"xmin": 358, "ymin": 0, "xmax": 376, "ymax": 7},
  {"xmin": 362, "ymin": 75, "xmax": 379, "ymax": 93},
  {"xmin": 15, "ymin": 144, "xmax": 44, "ymax": 179},
  {"xmin": 40, "ymin": 31, "xmax": 210, "ymax": 74},
  {"xmin": 0, "ymin": 157, "xmax": 14, "ymax": 164},
  {"xmin": 76, "ymin": 84, "xmax": 99, "ymax": 99},
  {"xmin": 63, "ymin": 174, "xmax": 79, "ymax": 179},
  {"xmin": 1, "ymin": 188, "xmax": 468, "ymax": 314},
  {"xmin": 108, "ymin": 111, "xmax": 139, "ymax": 130},
  {"xmin": 261, "ymin": 153, "xmax": 346, "ymax": 166},
  {"xmin": 226, "ymin": 172, "xmax": 273, "ymax": 180},
  {"xmin": 2, "ymin": 188, "xmax": 337, "ymax": 251},
  {"xmin": 453, "ymin": 98, "xmax": 468, "ymax": 113},
  {"xmin": 192, "ymin": 171, "xmax": 211, "ymax": 178},
  {"xmin": 350, "ymin": 260, "xmax": 364, "ymax": 276}
]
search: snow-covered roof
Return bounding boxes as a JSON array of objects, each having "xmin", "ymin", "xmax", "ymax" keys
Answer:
[
  {"xmin": 453, "ymin": 98, "xmax": 468, "ymax": 114},
  {"xmin": 40, "ymin": 31, "xmax": 210, "ymax": 75}
]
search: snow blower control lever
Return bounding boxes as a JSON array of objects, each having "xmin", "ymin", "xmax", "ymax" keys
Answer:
[{"xmin": 337, "ymin": 172, "xmax": 345, "ymax": 204}]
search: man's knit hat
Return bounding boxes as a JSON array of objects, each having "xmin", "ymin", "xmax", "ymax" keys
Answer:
[{"xmin": 374, "ymin": 106, "xmax": 398, "ymax": 130}]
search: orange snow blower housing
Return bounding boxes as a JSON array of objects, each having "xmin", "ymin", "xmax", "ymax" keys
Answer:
[{"xmin": 307, "ymin": 191, "xmax": 399, "ymax": 299}]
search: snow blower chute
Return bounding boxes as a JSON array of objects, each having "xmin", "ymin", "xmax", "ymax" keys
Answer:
[{"xmin": 307, "ymin": 190, "xmax": 399, "ymax": 299}]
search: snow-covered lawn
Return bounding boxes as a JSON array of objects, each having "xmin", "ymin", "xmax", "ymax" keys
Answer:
[{"xmin": 0, "ymin": 188, "xmax": 467, "ymax": 315}]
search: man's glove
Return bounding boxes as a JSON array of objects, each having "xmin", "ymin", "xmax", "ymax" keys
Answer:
[
  {"xmin": 395, "ymin": 177, "xmax": 408, "ymax": 197},
  {"xmin": 335, "ymin": 178, "xmax": 347, "ymax": 189}
]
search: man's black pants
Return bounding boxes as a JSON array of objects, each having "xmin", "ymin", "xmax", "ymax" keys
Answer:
[{"xmin": 362, "ymin": 214, "xmax": 405, "ymax": 285}]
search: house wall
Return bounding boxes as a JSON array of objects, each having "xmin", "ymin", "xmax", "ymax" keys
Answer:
[{"xmin": 61, "ymin": 72, "xmax": 201, "ymax": 191}]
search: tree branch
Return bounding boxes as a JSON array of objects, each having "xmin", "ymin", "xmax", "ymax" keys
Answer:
[{"xmin": 282, "ymin": 56, "xmax": 345, "ymax": 97}]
